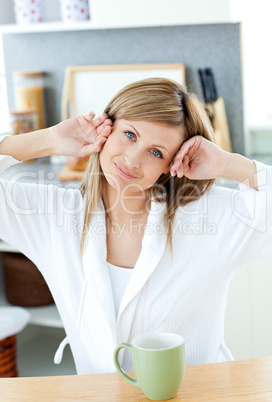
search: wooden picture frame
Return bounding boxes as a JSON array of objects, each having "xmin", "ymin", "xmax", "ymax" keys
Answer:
[{"xmin": 61, "ymin": 63, "xmax": 186, "ymax": 120}]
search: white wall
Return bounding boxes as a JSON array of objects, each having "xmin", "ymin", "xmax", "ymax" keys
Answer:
[
  {"xmin": 225, "ymin": 257, "xmax": 272, "ymax": 360},
  {"xmin": 241, "ymin": 0, "xmax": 272, "ymax": 154},
  {"xmin": 0, "ymin": 35, "xmax": 9, "ymax": 134},
  {"xmin": 0, "ymin": 0, "xmax": 242, "ymax": 27},
  {"xmin": 91, "ymin": 0, "xmax": 241, "ymax": 28},
  {"xmin": 0, "ymin": 0, "xmax": 14, "ymax": 25}
]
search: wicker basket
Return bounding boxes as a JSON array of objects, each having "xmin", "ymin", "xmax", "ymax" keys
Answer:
[
  {"xmin": 0, "ymin": 335, "xmax": 18, "ymax": 377},
  {"xmin": 1, "ymin": 252, "xmax": 54, "ymax": 307}
]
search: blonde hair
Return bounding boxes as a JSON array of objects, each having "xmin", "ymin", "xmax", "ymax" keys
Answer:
[{"xmin": 79, "ymin": 78, "xmax": 216, "ymax": 255}]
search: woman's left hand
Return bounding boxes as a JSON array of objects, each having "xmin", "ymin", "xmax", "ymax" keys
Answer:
[{"xmin": 170, "ymin": 135, "xmax": 227, "ymax": 180}]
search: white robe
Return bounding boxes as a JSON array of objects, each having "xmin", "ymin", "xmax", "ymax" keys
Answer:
[{"xmin": 0, "ymin": 135, "xmax": 271, "ymax": 374}]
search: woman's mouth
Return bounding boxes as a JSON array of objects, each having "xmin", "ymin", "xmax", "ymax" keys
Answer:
[{"xmin": 114, "ymin": 163, "xmax": 138, "ymax": 179}]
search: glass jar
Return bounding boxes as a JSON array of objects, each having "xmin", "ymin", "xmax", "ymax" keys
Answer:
[
  {"xmin": 13, "ymin": 71, "xmax": 46, "ymax": 130},
  {"xmin": 10, "ymin": 109, "xmax": 39, "ymax": 135}
]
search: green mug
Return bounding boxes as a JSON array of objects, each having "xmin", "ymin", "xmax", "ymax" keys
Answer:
[{"xmin": 113, "ymin": 332, "xmax": 185, "ymax": 401}]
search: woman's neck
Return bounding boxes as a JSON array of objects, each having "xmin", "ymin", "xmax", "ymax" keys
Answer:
[{"xmin": 102, "ymin": 185, "xmax": 151, "ymax": 223}]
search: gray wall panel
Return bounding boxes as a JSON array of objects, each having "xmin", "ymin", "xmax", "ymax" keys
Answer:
[{"xmin": 3, "ymin": 23, "xmax": 244, "ymax": 153}]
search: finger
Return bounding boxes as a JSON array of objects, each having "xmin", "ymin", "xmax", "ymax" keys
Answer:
[
  {"xmin": 84, "ymin": 111, "xmax": 95, "ymax": 121},
  {"xmin": 171, "ymin": 137, "xmax": 197, "ymax": 171},
  {"xmin": 97, "ymin": 126, "xmax": 112, "ymax": 141},
  {"xmin": 170, "ymin": 157, "xmax": 181, "ymax": 176},
  {"xmin": 176, "ymin": 155, "xmax": 188, "ymax": 178},
  {"xmin": 169, "ymin": 161, "xmax": 177, "ymax": 177},
  {"xmin": 94, "ymin": 136, "xmax": 108, "ymax": 152},
  {"xmin": 105, "ymin": 118, "xmax": 113, "ymax": 126},
  {"xmin": 183, "ymin": 154, "xmax": 190, "ymax": 169},
  {"xmin": 84, "ymin": 136, "xmax": 107, "ymax": 155},
  {"xmin": 170, "ymin": 166, "xmax": 177, "ymax": 177},
  {"xmin": 97, "ymin": 119, "xmax": 113, "ymax": 135},
  {"xmin": 172, "ymin": 145, "xmax": 190, "ymax": 169},
  {"xmin": 176, "ymin": 162, "xmax": 183, "ymax": 178},
  {"xmin": 91, "ymin": 113, "xmax": 108, "ymax": 128},
  {"xmin": 171, "ymin": 153, "xmax": 188, "ymax": 178},
  {"xmin": 168, "ymin": 161, "xmax": 176, "ymax": 177},
  {"xmin": 170, "ymin": 148, "xmax": 188, "ymax": 175}
]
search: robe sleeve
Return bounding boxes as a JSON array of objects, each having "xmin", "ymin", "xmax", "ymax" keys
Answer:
[
  {"xmin": 0, "ymin": 134, "xmax": 23, "ymax": 170},
  {"xmin": 0, "ymin": 135, "xmax": 57, "ymax": 269}
]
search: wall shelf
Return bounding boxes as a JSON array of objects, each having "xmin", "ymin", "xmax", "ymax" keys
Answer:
[
  {"xmin": 0, "ymin": 292, "xmax": 63, "ymax": 328},
  {"xmin": 0, "ymin": 21, "xmax": 99, "ymax": 35},
  {"xmin": 0, "ymin": 240, "xmax": 18, "ymax": 252},
  {"xmin": 0, "ymin": 0, "xmax": 242, "ymax": 35}
]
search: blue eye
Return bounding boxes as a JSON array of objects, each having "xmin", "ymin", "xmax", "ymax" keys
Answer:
[
  {"xmin": 151, "ymin": 150, "xmax": 163, "ymax": 159},
  {"xmin": 124, "ymin": 131, "xmax": 163, "ymax": 159},
  {"xmin": 125, "ymin": 131, "xmax": 135, "ymax": 140}
]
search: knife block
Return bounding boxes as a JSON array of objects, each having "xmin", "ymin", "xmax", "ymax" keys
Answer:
[{"xmin": 208, "ymin": 97, "xmax": 233, "ymax": 153}]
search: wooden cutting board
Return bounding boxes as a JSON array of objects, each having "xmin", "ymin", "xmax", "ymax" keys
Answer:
[
  {"xmin": 207, "ymin": 97, "xmax": 233, "ymax": 153},
  {"xmin": 58, "ymin": 165, "xmax": 85, "ymax": 182}
]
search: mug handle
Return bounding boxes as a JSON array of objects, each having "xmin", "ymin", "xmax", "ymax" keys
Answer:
[{"xmin": 113, "ymin": 343, "xmax": 139, "ymax": 388}]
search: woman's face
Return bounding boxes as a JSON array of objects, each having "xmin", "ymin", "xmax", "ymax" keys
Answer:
[{"xmin": 99, "ymin": 119, "xmax": 183, "ymax": 195}]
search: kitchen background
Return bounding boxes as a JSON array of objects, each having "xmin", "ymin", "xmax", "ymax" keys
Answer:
[{"xmin": 0, "ymin": 0, "xmax": 271, "ymax": 378}]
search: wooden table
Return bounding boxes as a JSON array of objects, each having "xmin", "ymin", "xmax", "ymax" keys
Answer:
[{"xmin": 1, "ymin": 356, "xmax": 272, "ymax": 401}]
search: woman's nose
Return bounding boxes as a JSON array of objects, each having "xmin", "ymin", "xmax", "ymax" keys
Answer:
[{"xmin": 123, "ymin": 149, "xmax": 142, "ymax": 170}]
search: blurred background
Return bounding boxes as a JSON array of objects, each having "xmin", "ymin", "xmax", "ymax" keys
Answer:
[{"xmin": 0, "ymin": 0, "xmax": 271, "ymax": 378}]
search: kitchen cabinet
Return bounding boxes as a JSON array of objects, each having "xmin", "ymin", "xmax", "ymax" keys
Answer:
[{"xmin": 0, "ymin": 0, "xmax": 242, "ymax": 34}]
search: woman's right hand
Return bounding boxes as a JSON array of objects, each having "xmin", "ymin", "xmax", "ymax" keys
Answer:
[{"xmin": 50, "ymin": 112, "xmax": 112, "ymax": 157}]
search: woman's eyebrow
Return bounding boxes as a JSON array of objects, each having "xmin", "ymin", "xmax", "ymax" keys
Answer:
[
  {"xmin": 126, "ymin": 124, "xmax": 142, "ymax": 138},
  {"xmin": 126, "ymin": 124, "xmax": 170, "ymax": 154}
]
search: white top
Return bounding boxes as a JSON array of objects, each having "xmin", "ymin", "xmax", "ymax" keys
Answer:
[
  {"xmin": 0, "ymin": 134, "xmax": 271, "ymax": 375},
  {"xmin": 107, "ymin": 262, "xmax": 133, "ymax": 318}
]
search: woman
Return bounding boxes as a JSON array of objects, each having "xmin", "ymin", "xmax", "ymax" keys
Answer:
[{"xmin": 0, "ymin": 78, "xmax": 271, "ymax": 374}]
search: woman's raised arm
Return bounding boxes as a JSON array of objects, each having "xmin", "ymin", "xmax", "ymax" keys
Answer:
[
  {"xmin": 170, "ymin": 136, "xmax": 258, "ymax": 190},
  {"xmin": 0, "ymin": 112, "xmax": 112, "ymax": 162}
]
